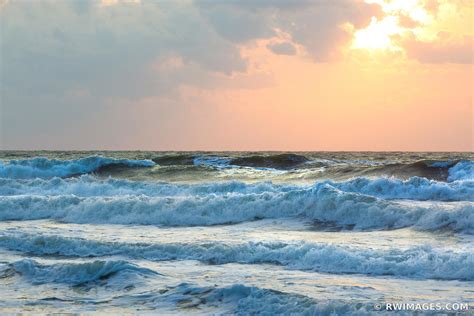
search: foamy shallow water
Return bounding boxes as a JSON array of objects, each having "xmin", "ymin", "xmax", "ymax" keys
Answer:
[
  {"xmin": 0, "ymin": 152, "xmax": 473, "ymax": 314},
  {"xmin": 2, "ymin": 254, "xmax": 473, "ymax": 314}
]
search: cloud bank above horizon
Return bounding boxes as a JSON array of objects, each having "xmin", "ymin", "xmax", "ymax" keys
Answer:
[{"xmin": 1, "ymin": 0, "xmax": 472, "ymax": 151}]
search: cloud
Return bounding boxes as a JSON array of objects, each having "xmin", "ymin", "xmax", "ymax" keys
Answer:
[
  {"xmin": 1, "ymin": 1, "xmax": 246, "ymax": 98},
  {"xmin": 267, "ymin": 42, "xmax": 297, "ymax": 55},
  {"xmin": 1, "ymin": 0, "xmax": 381, "ymax": 103},
  {"xmin": 403, "ymin": 0, "xmax": 473, "ymax": 64},
  {"xmin": 1, "ymin": 0, "xmax": 380, "ymax": 149},
  {"xmin": 402, "ymin": 33, "xmax": 473, "ymax": 64},
  {"xmin": 197, "ymin": 0, "xmax": 380, "ymax": 62},
  {"xmin": 100, "ymin": 0, "xmax": 140, "ymax": 6},
  {"xmin": 195, "ymin": 1, "xmax": 274, "ymax": 43},
  {"xmin": 397, "ymin": 14, "xmax": 419, "ymax": 28}
]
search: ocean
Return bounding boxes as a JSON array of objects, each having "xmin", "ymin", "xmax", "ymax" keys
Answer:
[{"xmin": 0, "ymin": 151, "xmax": 473, "ymax": 314}]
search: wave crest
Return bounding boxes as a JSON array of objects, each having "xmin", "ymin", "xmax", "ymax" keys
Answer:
[
  {"xmin": 1, "ymin": 181, "xmax": 472, "ymax": 232},
  {"xmin": 448, "ymin": 160, "xmax": 474, "ymax": 182},
  {"xmin": 1, "ymin": 172, "xmax": 472, "ymax": 201},
  {"xmin": 172, "ymin": 283, "xmax": 379, "ymax": 315},
  {"xmin": 0, "ymin": 156, "xmax": 155, "ymax": 179},
  {"xmin": 2, "ymin": 234, "xmax": 473, "ymax": 281},
  {"xmin": 8, "ymin": 259, "xmax": 156, "ymax": 285},
  {"xmin": 328, "ymin": 176, "xmax": 474, "ymax": 201}
]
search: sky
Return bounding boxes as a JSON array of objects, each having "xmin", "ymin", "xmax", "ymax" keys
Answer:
[{"xmin": 0, "ymin": 0, "xmax": 472, "ymax": 151}]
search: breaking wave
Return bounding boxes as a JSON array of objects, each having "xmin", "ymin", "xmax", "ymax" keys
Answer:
[
  {"xmin": 1, "ymin": 179, "xmax": 472, "ymax": 232},
  {"xmin": 1, "ymin": 171, "xmax": 472, "ymax": 201},
  {"xmin": 0, "ymin": 156, "xmax": 155, "ymax": 179},
  {"xmin": 5, "ymin": 259, "xmax": 156, "ymax": 285},
  {"xmin": 448, "ymin": 160, "xmax": 474, "ymax": 182},
  {"xmin": 1, "ymin": 233, "xmax": 473, "ymax": 281},
  {"xmin": 328, "ymin": 176, "xmax": 473, "ymax": 201},
  {"xmin": 166, "ymin": 283, "xmax": 380, "ymax": 315},
  {"xmin": 152, "ymin": 153, "xmax": 310, "ymax": 169},
  {"xmin": 0, "ymin": 156, "xmax": 471, "ymax": 183},
  {"xmin": 0, "ymin": 176, "xmax": 292, "ymax": 197}
]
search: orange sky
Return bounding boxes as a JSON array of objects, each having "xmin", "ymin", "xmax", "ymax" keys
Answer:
[{"xmin": 1, "ymin": 0, "xmax": 473, "ymax": 151}]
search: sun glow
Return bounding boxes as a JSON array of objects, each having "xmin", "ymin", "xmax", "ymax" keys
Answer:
[
  {"xmin": 352, "ymin": 16, "xmax": 404, "ymax": 51},
  {"xmin": 351, "ymin": 0, "xmax": 431, "ymax": 51}
]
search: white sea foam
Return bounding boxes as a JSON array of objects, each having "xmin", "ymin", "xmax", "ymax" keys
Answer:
[
  {"xmin": 1, "ymin": 183, "xmax": 472, "ymax": 232},
  {"xmin": 171, "ymin": 283, "xmax": 381, "ymax": 315},
  {"xmin": 1, "ymin": 233, "xmax": 472, "ymax": 281},
  {"xmin": 328, "ymin": 176, "xmax": 474, "ymax": 201},
  {"xmin": 0, "ymin": 156, "xmax": 155, "ymax": 179},
  {"xmin": 2, "ymin": 167, "xmax": 472, "ymax": 201},
  {"xmin": 448, "ymin": 160, "xmax": 474, "ymax": 182},
  {"xmin": 0, "ymin": 176, "xmax": 289, "ymax": 197}
]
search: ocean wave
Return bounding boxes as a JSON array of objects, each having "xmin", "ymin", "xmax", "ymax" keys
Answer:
[
  {"xmin": 0, "ymin": 156, "xmax": 155, "ymax": 179},
  {"xmin": 192, "ymin": 155, "xmax": 233, "ymax": 169},
  {"xmin": 1, "ymin": 234, "xmax": 473, "ymax": 281},
  {"xmin": 448, "ymin": 160, "xmax": 474, "ymax": 182},
  {"xmin": 151, "ymin": 153, "xmax": 196, "ymax": 166},
  {"xmin": 175, "ymin": 157, "xmax": 473, "ymax": 183},
  {"xmin": 1, "ymin": 155, "xmax": 470, "ymax": 183},
  {"xmin": 1, "ymin": 182, "xmax": 473, "ymax": 232},
  {"xmin": 228, "ymin": 154, "xmax": 310, "ymax": 169},
  {"xmin": 0, "ymin": 176, "xmax": 293, "ymax": 197},
  {"xmin": 152, "ymin": 153, "xmax": 311, "ymax": 170},
  {"xmin": 167, "ymin": 283, "xmax": 382, "ymax": 315},
  {"xmin": 1, "ymin": 171, "xmax": 472, "ymax": 201},
  {"xmin": 366, "ymin": 160, "xmax": 454, "ymax": 182},
  {"xmin": 5, "ymin": 259, "xmax": 156, "ymax": 285},
  {"xmin": 328, "ymin": 176, "xmax": 474, "ymax": 201}
]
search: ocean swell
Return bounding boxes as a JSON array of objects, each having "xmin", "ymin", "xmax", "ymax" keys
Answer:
[
  {"xmin": 0, "ymin": 176, "xmax": 292, "ymax": 198},
  {"xmin": 168, "ymin": 283, "xmax": 381, "ymax": 315},
  {"xmin": 228, "ymin": 154, "xmax": 310, "ymax": 169},
  {"xmin": 1, "ymin": 171, "xmax": 472, "ymax": 201},
  {"xmin": 0, "ymin": 156, "xmax": 155, "ymax": 179},
  {"xmin": 6, "ymin": 259, "xmax": 156, "ymax": 285},
  {"xmin": 1, "ymin": 183, "xmax": 472, "ymax": 233},
  {"xmin": 1, "ymin": 233, "xmax": 472, "ymax": 281},
  {"xmin": 328, "ymin": 176, "xmax": 474, "ymax": 201},
  {"xmin": 448, "ymin": 160, "xmax": 474, "ymax": 181},
  {"xmin": 0, "ymin": 156, "xmax": 471, "ymax": 183}
]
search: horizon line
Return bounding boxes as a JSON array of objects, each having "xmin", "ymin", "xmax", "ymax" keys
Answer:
[{"xmin": 0, "ymin": 149, "xmax": 473, "ymax": 153}]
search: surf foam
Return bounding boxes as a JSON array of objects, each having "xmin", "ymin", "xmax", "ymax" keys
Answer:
[
  {"xmin": 1, "ymin": 184, "xmax": 472, "ymax": 233},
  {"xmin": 0, "ymin": 156, "xmax": 155, "ymax": 179},
  {"xmin": 1, "ymin": 233, "xmax": 472, "ymax": 281}
]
